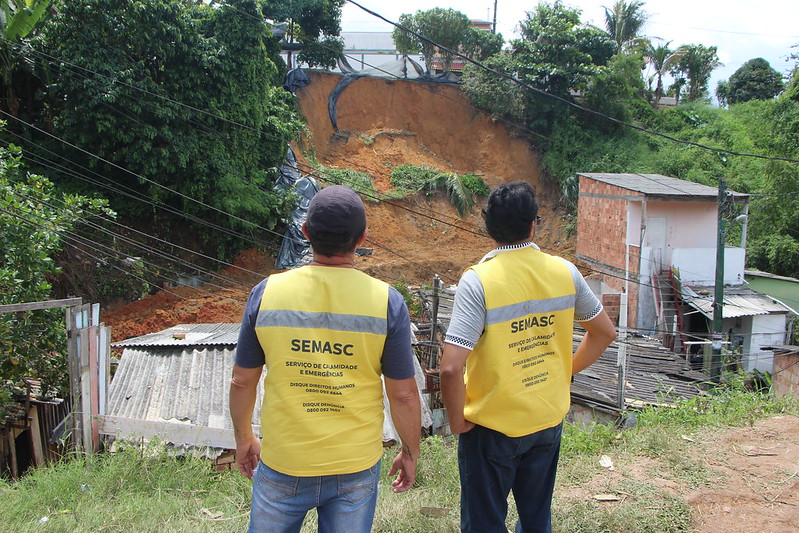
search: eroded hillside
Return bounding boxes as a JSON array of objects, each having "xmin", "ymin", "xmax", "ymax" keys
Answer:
[{"xmin": 103, "ymin": 71, "xmax": 569, "ymax": 340}]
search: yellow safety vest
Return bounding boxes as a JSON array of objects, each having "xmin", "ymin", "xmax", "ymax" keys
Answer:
[
  {"xmin": 466, "ymin": 247, "xmax": 576, "ymax": 437},
  {"xmin": 254, "ymin": 266, "xmax": 389, "ymax": 476}
]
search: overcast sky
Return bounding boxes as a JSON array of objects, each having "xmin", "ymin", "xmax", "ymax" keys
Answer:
[{"xmin": 342, "ymin": 0, "xmax": 799, "ymax": 100}]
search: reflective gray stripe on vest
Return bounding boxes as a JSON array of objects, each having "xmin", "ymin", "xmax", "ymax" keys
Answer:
[
  {"xmin": 256, "ymin": 309, "xmax": 387, "ymax": 335},
  {"xmin": 486, "ymin": 294, "xmax": 577, "ymax": 326}
]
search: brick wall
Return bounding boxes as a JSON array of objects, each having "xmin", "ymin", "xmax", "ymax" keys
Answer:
[
  {"xmin": 772, "ymin": 348, "xmax": 799, "ymax": 397},
  {"xmin": 577, "ymin": 177, "xmax": 642, "ymax": 328},
  {"xmin": 213, "ymin": 450, "xmax": 237, "ymax": 472}
]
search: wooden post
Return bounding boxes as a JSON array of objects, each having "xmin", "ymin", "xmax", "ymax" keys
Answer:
[
  {"xmin": 66, "ymin": 306, "xmax": 83, "ymax": 453},
  {"xmin": 29, "ymin": 405, "xmax": 44, "ymax": 467}
]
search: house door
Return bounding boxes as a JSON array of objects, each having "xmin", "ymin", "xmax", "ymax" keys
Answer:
[{"xmin": 646, "ymin": 216, "xmax": 668, "ymax": 272}]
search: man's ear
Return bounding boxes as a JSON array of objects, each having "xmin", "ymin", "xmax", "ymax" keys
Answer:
[
  {"xmin": 301, "ymin": 222, "xmax": 309, "ymax": 240},
  {"xmin": 356, "ymin": 229, "xmax": 368, "ymax": 247}
]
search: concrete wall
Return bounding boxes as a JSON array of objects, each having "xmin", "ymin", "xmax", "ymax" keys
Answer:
[
  {"xmin": 743, "ymin": 314, "xmax": 787, "ymax": 373},
  {"xmin": 672, "ymin": 247, "xmax": 746, "ymax": 285}
]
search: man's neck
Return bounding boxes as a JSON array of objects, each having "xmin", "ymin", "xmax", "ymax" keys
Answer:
[
  {"xmin": 495, "ymin": 239, "xmax": 531, "ymax": 248},
  {"xmin": 309, "ymin": 253, "xmax": 356, "ymax": 268}
]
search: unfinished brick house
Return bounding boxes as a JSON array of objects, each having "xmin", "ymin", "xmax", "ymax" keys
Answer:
[{"xmin": 575, "ymin": 173, "xmax": 750, "ymax": 336}]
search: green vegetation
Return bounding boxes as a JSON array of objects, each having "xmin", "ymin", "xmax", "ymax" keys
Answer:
[
  {"xmin": 393, "ymin": 7, "xmax": 503, "ymax": 72},
  {"xmin": 388, "ymin": 164, "xmax": 486, "ymax": 216},
  {"xmin": 318, "ymin": 166, "xmax": 379, "ymax": 200},
  {"xmin": 262, "ymin": 0, "xmax": 345, "ymax": 69},
  {"xmin": 33, "ymin": 0, "xmax": 302, "ymax": 259},
  {"xmin": 390, "ymin": 282, "xmax": 421, "ymax": 317},
  {"xmin": 461, "ymin": 0, "xmax": 799, "ymax": 278},
  {"xmin": 727, "ymin": 58, "xmax": 784, "ymax": 104},
  {"xmin": 0, "ymin": 141, "xmax": 112, "ymax": 421},
  {"xmin": 1, "ymin": 380, "xmax": 795, "ymax": 531}
]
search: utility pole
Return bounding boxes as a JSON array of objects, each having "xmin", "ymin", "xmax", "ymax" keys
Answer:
[
  {"xmin": 492, "ymin": 0, "xmax": 498, "ymax": 33},
  {"xmin": 711, "ymin": 178, "xmax": 728, "ymax": 382}
]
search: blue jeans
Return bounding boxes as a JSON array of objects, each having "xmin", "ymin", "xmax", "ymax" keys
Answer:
[
  {"xmin": 458, "ymin": 423, "xmax": 563, "ymax": 533},
  {"xmin": 247, "ymin": 460, "xmax": 381, "ymax": 533}
]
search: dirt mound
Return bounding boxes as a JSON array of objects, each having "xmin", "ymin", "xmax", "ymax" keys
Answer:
[{"xmin": 103, "ymin": 71, "xmax": 566, "ymax": 340}]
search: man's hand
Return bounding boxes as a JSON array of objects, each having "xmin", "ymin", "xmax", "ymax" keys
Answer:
[
  {"xmin": 235, "ymin": 434, "xmax": 261, "ymax": 479},
  {"xmin": 388, "ymin": 448, "xmax": 417, "ymax": 493},
  {"xmin": 449, "ymin": 419, "xmax": 476, "ymax": 435}
]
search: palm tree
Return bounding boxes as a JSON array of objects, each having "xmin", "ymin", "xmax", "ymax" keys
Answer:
[
  {"xmin": 603, "ymin": 0, "xmax": 648, "ymax": 52},
  {"xmin": 644, "ymin": 41, "xmax": 684, "ymax": 105}
]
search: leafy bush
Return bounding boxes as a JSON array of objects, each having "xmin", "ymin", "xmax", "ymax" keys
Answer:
[
  {"xmin": 319, "ymin": 167, "xmax": 378, "ymax": 200},
  {"xmin": 389, "ymin": 164, "xmax": 442, "ymax": 193},
  {"xmin": 1, "ymin": 143, "xmax": 112, "ymax": 419},
  {"xmin": 388, "ymin": 164, "xmax": 478, "ymax": 216},
  {"xmin": 461, "ymin": 173, "xmax": 490, "ymax": 196},
  {"xmin": 391, "ymin": 282, "xmax": 421, "ymax": 317}
]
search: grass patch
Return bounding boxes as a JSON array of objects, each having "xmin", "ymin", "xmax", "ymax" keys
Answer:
[
  {"xmin": 1, "ymin": 380, "xmax": 796, "ymax": 532},
  {"xmin": 318, "ymin": 166, "xmax": 379, "ymax": 200},
  {"xmin": 387, "ymin": 164, "xmax": 487, "ymax": 216}
]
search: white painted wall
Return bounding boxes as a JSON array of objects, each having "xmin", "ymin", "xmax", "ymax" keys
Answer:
[
  {"xmin": 743, "ymin": 314, "xmax": 787, "ymax": 373},
  {"xmin": 672, "ymin": 247, "xmax": 746, "ymax": 285}
]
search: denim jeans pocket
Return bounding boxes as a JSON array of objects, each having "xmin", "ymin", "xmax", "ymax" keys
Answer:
[
  {"xmin": 256, "ymin": 463, "xmax": 300, "ymax": 503},
  {"xmin": 337, "ymin": 464, "xmax": 379, "ymax": 505}
]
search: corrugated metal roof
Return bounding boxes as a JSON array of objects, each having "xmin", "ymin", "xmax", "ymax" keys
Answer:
[
  {"xmin": 579, "ymin": 173, "xmax": 748, "ymax": 199},
  {"xmin": 107, "ymin": 323, "xmax": 433, "ymax": 453},
  {"xmin": 107, "ymin": 345, "xmax": 262, "ymax": 438},
  {"xmin": 112, "ymin": 323, "xmax": 240, "ymax": 347},
  {"xmin": 683, "ymin": 286, "xmax": 792, "ymax": 319},
  {"xmin": 425, "ymin": 289, "xmax": 708, "ymax": 409}
]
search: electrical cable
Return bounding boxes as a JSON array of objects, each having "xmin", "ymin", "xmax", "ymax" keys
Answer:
[{"xmin": 345, "ymin": 0, "xmax": 799, "ymax": 165}]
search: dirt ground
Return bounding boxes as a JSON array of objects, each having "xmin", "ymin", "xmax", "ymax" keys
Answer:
[
  {"xmin": 686, "ymin": 415, "xmax": 799, "ymax": 532},
  {"xmin": 100, "ymin": 72, "xmax": 799, "ymax": 531}
]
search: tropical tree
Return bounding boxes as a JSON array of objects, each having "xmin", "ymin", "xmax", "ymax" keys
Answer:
[
  {"xmin": 0, "ymin": 0, "xmax": 52, "ymax": 117},
  {"xmin": 727, "ymin": 58, "xmax": 784, "ymax": 104},
  {"xmin": 461, "ymin": 26, "xmax": 504, "ymax": 62},
  {"xmin": 644, "ymin": 40, "xmax": 683, "ymax": 104},
  {"xmin": 261, "ymin": 0, "xmax": 345, "ymax": 69},
  {"xmin": 670, "ymin": 44, "xmax": 721, "ymax": 102},
  {"xmin": 1, "ymin": 141, "xmax": 112, "ymax": 420},
  {"xmin": 603, "ymin": 0, "xmax": 648, "ymax": 52},
  {"xmin": 38, "ymin": 0, "xmax": 303, "ymax": 256},
  {"xmin": 393, "ymin": 8, "xmax": 473, "ymax": 72},
  {"xmin": 514, "ymin": 1, "xmax": 616, "ymax": 98},
  {"xmin": 716, "ymin": 79, "xmax": 730, "ymax": 107}
]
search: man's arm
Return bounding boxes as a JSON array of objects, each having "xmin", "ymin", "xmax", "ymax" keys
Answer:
[
  {"xmin": 573, "ymin": 309, "xmax": 617, "ymax": 375},
  {"xmin": 384, "ymin": 376, "xmax": 421, "ymax": 493},
  {"xmin": 439, "ymin": 343, "xmax": 476, "ymax": 435},
  {"xmin": 229, "ymin": 364, "xmax": 263, "ymax": 479}
]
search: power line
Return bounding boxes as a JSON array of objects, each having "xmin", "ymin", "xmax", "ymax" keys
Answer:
[{"xmin": 345, "ymin": 0, "xmax": 799, "ymax": 165}]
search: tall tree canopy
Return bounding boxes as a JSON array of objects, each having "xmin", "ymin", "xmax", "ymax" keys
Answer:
[
  {"xmin": 670, "ymin": 44, "xmax": 722, "ymax": 102},
  {"xmin": 603, "ymin": 0, "xmax": 648, "ymax": 51},
  {"xmin": 392, "ymin": 8, "xmax": 474, "ymax": 72},
  {"xmin": 727, "ymin": 58, "xmax": 784, "ymax": 104},
  {"xmin": 514, "ymin": 1, "xmax": 616, "ymax": 97},
  {"xmin": 644, "ymin": 40, "xmax": 683, "ymax": 104},
  {"xmin": 36, "ymin": 0, "xmax": 303, "ymax": 256},
  {"xmin": 1, "ymin": 142, "xmax": 111, "ymax": 420},
  {"xmin": 260, "ymin": 0, "xmax": 345, "ymax": 69}
]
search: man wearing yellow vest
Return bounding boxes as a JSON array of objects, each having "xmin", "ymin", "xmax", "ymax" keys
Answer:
[
  {"xmin": 230, "ymin": 185, "xmax": 421, "ymax": 533},
  {"xmin": 440, "ymin": 181, "xmax": 617, "ymax": 533}
]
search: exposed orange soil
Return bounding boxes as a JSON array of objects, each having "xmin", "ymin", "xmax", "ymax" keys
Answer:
[
  {"xmin": 104, "ymin": 70, "xmax": 564, "ymax": 341},
  {"xmin": 99, "ymin": 72, "xmax": 799, "ymax": 531}
]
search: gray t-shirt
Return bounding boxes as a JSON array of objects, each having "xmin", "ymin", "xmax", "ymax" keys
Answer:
[{"xmin": 444, "ymin": 242, "xmax": 603, "ymax": 350}]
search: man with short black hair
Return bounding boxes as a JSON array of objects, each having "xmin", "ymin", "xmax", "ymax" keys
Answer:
[
  {"xmin": 230, "ymin": 185, "xmax": 421, "ymax": 533},
  {"xmin": 440, "ymin": 181, "xmax": 617, "ymax": 533}
]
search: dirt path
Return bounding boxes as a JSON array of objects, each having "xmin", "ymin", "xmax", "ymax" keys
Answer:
[{"xmin": 689, "ymin": 415, "xmax": 799, "ymax": 532}]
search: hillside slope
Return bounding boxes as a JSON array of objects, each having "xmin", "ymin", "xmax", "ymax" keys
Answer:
[{"xmin": 103, "ymin": 72, "xmax": 568, "ymax": 340}]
